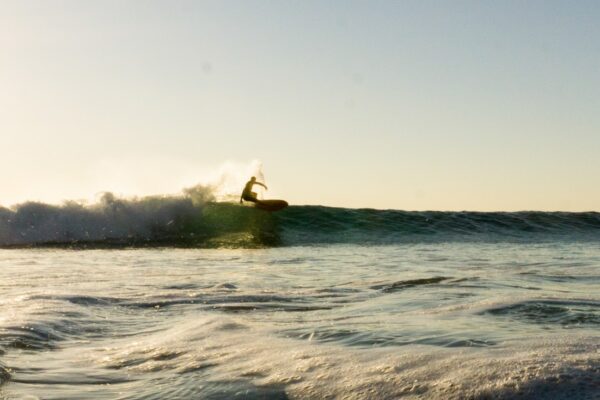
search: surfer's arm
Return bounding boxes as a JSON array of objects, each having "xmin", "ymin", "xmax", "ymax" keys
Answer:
[{"xmin": 254, "ymin": 182, "xmax": 268, "ymax": 190}]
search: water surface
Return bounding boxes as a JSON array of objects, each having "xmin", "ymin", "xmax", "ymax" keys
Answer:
[{"xmin": 1, "ymin": 242, "xmax": 599, "ymax": 399}]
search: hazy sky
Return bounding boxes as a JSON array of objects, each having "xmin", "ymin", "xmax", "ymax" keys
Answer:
[{"xmin": 2, "ymin": 1, "xmax": 599, "ymax": 210}]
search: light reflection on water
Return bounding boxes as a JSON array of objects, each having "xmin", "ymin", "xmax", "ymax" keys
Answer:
[{"xmin": 0, "ymin": 243, "xmax": 599, "ymax": 399}]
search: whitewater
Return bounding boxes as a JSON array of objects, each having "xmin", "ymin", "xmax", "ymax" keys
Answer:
[{"xmin": 0, "ymin": 193, "xmax": 599, "ymax": 399}]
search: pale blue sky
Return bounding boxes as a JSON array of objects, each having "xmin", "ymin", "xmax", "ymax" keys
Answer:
[{"xmin": 1, "ymin": 1, "xmax": 599, "ymax": 210}]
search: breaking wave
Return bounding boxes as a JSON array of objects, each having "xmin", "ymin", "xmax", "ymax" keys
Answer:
[{"xmin": 1, "ymin": 192, "xmax": 600, "ymax": 248}]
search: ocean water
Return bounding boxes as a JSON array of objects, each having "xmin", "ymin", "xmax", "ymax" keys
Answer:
[{"xmin": 1, "ymin": 203, "xmax": 599, "ymax": 399}]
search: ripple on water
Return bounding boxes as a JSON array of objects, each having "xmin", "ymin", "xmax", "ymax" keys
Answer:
[
  {"xmin": 369, "ymin": 276, "xmax": 450, "ymax": 292},
  {"xmin": 483, "ymin": 299, "xmax": 600, "ymax": 327}
]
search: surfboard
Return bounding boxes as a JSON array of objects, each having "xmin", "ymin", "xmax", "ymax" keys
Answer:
[{"xmin": 254, "ymin": 199, "xmax": 289, "ymax": 212}]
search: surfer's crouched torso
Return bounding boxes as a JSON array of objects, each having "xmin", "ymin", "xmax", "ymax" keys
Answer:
[
  {"xmin": 242, "ymin": 186, "xmax": 258, "ymax": 202},
  {"xmin": 241, "ymin": 177, "xmax": 267, "ymax": 203}
]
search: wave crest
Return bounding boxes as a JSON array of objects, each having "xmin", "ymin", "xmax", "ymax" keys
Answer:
[{"xmin": 1, "ymin": 196, "xmax": 600, "ymax": 248}]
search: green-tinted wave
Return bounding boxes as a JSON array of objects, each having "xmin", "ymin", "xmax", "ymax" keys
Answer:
[{"xmin": 1, "ymin": 197, "xmax": 600, "ymax": 248}]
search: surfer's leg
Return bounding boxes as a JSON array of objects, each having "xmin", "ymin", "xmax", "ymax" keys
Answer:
[{"xmin": 242, "ymin": 193, "xmax": 258, "ymax": 203}]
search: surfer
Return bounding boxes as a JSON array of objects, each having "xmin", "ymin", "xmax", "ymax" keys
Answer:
[{"xmin": 240, "ymin": 176, "xmax": 268, "ymax": 204}]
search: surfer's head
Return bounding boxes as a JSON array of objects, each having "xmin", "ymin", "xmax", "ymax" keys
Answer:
[{"xmin": 250, "ymin": 176, "xmax": 256, "ymax": 181}]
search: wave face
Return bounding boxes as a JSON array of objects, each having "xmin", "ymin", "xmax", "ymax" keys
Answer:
[
  {"xmin": 1, "ymin": 196, "xmax": 600, "ymax": 247},
  {"xmin": 278, "ymin": 207, "xmax": 600, "ymax": 245}
]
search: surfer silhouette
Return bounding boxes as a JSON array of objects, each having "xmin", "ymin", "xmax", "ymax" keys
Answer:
[{"xmin": 240, "ymin": 176, "xmax": 267, "ymax": 204}]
